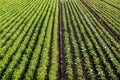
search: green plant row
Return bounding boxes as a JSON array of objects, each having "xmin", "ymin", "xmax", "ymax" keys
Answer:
[
  {"xmin": 0, "ymin": 0, "xmax": 46, "ymax": 79},
  {"xmin": 84, "ymin": 0, "xmax": 120, "ymax": 37},
  {"xmin": 0, "ymin": 0, "xmax": 33, "ymax": 19},
  {"xmin": 11, "ymin": 0, "xmax": 51, "ymax": 79},
  {"xmin": 103, "ymin": 0, "xmax": 120, "ymax": 8},
  {"xmin": 0, "ymin": 0, "xmax": 40, "ymax": 37},
  {"xmin": 76, "ymin": 0, "xmax": 120, "ymax": 79},
  {"xmin": 62, "ymin": 0, "xmax": 120, "ymax": 79},
  {"xmin": 62, "ymin": 1, "xmax": 74, "ymax": 79},
  {"xmin": 77, "ymin": 0, "xmax": 120, "ymax": 62},
  {"xmin": 64, "ymin": 1, "xmax": 83, "ymax": 79},
  {"xmin": 0, "ymin": 0, "xmax": 42, "ymax": 58}
]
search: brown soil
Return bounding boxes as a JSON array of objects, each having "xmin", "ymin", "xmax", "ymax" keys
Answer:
[{"xmin": 58, "ymin": 0, "xmax": 66, "ymax": 79}]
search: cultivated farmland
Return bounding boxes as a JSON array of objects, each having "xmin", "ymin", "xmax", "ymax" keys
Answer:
[{"xmin": 0, "ymin": 0, "xmax": 120, "ymax": 80}]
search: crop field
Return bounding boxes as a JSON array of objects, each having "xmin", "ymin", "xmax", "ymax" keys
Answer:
[{"xmin": 0, "ymin": 0, "xmax": 120, "ymax": 80}]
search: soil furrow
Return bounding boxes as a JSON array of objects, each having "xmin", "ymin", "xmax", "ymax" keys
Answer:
[{"xmin": 58, "ymin": 0, "xmax": 66, "ymax": 79}]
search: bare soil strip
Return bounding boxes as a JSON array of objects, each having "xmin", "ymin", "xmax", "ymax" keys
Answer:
[
  {"xmin": 80, "ymin": 0, "xmax": 120, "ymax": 43},
  {"xmin": 58, "ymin": 0, "xmax": 65, "ymax": 79},
  {"xmin": 100, "ymin": 0, "xmax": 120, "ymax": 10}
]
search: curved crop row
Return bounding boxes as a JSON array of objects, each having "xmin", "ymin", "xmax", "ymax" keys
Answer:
[
  {"xmin": 62, "ymin": 0, "xmax": 120, "ymax": 79},
  {"xmin": 83, "ymin": 0, "xmax": 120, "ymax": 38},
  {"xmin": 0, "ymin": 0, "xmax": 59, "ymax": 80}
]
